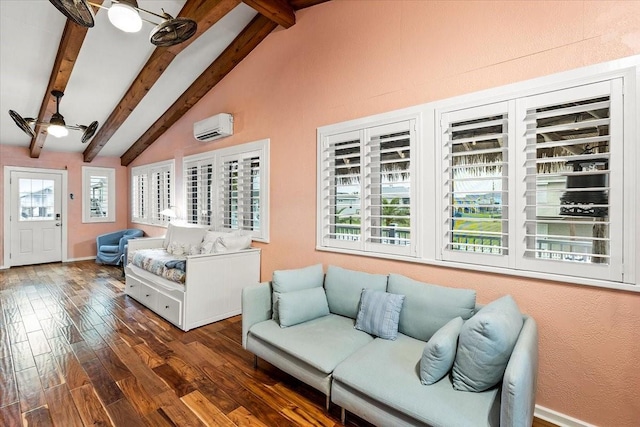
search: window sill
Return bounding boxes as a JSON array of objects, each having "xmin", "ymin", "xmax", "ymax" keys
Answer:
[{"xmin": 315, "ymin": 246, "xmax": 639, "ymax": 293}]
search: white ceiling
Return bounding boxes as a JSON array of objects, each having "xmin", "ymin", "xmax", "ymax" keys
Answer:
[{"xmin": 0, "ymin": 0, "xmax": 257, "ymax": 157}]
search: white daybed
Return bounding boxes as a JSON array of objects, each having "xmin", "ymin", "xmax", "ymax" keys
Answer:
[{"xmin": 124, "ymin": 225, "xmax": 260, "ymax": 331}]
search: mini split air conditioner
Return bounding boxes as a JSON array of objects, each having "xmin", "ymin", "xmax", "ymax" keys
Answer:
[{"xmin": 193, "ymin": 113, "xmax": 233, "ymax": 142}]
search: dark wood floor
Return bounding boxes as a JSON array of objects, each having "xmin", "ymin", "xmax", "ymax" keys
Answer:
[{"xmin": 0, "ymin": 261, "xmax": 553, "ymax": 427}]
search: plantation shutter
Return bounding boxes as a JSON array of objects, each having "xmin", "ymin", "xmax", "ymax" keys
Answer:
[
  {"xmin": 218, "ymin": 152, "xmax": 261, "ymax": 234},
  {"xmin": 131, "ymin": 170, "xmax": 146, "ymax": 222},
  {"xmin": 320, "ymin": 130, "xmax": 363, "ymax": 250},
  {"xmin": 441, "ymin": 102, "xmax": 510, "ymax": 267},
  {"xmin": 184, "ymin": 159, "xmax": 214, "ymax": 226},
  {"xmin": 150, "ymin": 165, "xmax": 172, "ymax": 225},
  {"xmin": 517, "ymin": 79, "xmax": 623, "ymax": 281},
  {"xmin": 364, "ymin": 120, "xmax": 414, "ymax": 256}
]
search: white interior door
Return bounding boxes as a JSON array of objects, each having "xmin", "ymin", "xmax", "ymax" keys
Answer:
[{"xmin": 9, "ymin": 170, "xmax": 63, "ymax": 266}]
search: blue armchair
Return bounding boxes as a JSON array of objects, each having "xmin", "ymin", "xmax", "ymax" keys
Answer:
[{"xmin": 96, "ymin": 229, "xmax": 144, "ymax": 265}]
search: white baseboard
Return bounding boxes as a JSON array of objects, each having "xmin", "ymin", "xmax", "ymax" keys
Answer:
[
  {"xmin": 535, "ymin": 405, "xmax": 595, "ymax": 427},
  {"xmin": 64, "ymin": 256, "xmax": 97, "ymax": 262}
]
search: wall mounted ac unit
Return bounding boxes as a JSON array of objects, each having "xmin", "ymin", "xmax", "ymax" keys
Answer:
[{"xmin": 193, "ymin": 113, "xmax": 234, "ymax": 142}]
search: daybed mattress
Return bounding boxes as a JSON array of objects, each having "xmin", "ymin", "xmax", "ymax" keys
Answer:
[{"xmin": 130, "ymin": 248, "xmax": 186, "ymax": 284}]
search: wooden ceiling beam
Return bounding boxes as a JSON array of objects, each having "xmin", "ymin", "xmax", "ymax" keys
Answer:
[
  {"xmin": 83, "ymin": 0, "xmax": 240, "ymax": 162},
  {"xmin": 120, "ymin": 15, "xmax": 278, "ymax": 166},
  {"xmin": 29, "ymin": 2, "xmax": 104, "ymax": 158},
  {"xmin": 243, "ymin": 0, "xmax": 295, "ymax": 28}
]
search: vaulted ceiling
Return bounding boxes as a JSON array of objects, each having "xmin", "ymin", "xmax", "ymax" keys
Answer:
[{"xmin": 0, "ymin": 0, "xmax": 326, "ymax": 165}]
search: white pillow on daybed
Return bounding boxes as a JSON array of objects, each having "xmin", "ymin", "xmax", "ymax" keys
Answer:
[{"xmin": 163, "ymin": 223, "xmax": 208, "ymax": 250}]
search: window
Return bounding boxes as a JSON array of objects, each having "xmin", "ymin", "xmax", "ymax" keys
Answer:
[
  {"xmin": 82, "ymin": 167, "xmax": 115, "ymax": 223},
  {"xmin": 317, "ymin": 57, "xmax": 638, "ymax": 288},
  {"xmin": 438, "ymin": 79, "xmax": 627, "ymax": 282},
  {"xmin": 318, "ymin": 115, "xmax": 417, "ymax": 257},
  {"xmin": 183, "ymin": 139, "xmax": 269, "ymax": 242},
  {"xmin": 130, "ymin": 160, "xmax": 174, "ymax": 226},
  {"xmin": 516, "ymin": 80, "xmax": 624, "ymax": 281},
  {"xmin": 440, "ymin": 102, "xmax": 511, "ymax": 267}
]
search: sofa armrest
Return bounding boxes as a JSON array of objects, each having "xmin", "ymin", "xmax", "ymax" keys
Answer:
[
  {"xmin": 242, "ymin": 282, "xmax": 272, "ymax": 349},
  {"xmin": 501, "ymin": 316, "xmax": 539, "ymax": 427}
]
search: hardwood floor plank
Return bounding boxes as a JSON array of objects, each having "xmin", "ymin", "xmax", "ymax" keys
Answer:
[
  {"xmin": 152, "ymin": 363, "xmax": 196, "ymax": 398},
  {"xmin": 22, "ymin": 405, "xmax": 54, "ymax": 427},
  {"xmin": 69, "ymin": 384, "xmax": 113, "ymax": 427},
  {"xmin": 132, "ymin": 342, "xmax": 164, "ymax": 369},
  {"xmin": 115, "ymin": 376, "xmax": 159, "ymax": 417},
  {"xmin": 228, "ymin": 406, "xmax": 270, "ymax": 427},
  {"xmin": 105, "ymin": 398, "xmax": 146, "ymax": 427},
  {"xmin": 11, "ymin": 340, "xmax": 35, "ymax": 372},
  {"xmin": 181, "ymin": 389, "xmax": 236, "ymax": 427},
  {"xmin": 44, "ymin": 384, "xmax": 84, "ymax": 427},
  {"xmin": 27, "ymin": 330, "xmax": 51, "ymax": 356},
  {"xmin": 54, "ymin": 352, "xmax": 91, "ymax": 390},
  {"xmin": 152, "ymin": 390, "xmax": 206, "ymax": 427},
  {"xmin": 33, "ymin": 352, "xmax": 65, "ymax": 390},
  {"xmin": 94, "ymin": 346, "xmax": 133, "ymax": 382},
  {"xmin": 0, "ymin": 356, "xmax": 18, "ymax": 408},
  {"xmin": 0, "ymin": 402, "xmax": 21, "ymax": 427},
  {"xmin": 80, "ymin": 357, "xmax": 125, "ymax": 406},
  {"xmin": 15, "ymin": 367, "xmax": 46, "ymax": 413}
]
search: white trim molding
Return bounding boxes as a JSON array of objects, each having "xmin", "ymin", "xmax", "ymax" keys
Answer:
[{"xmin": 535, "ymin": 405, "xmax": 597, "ymax": 427}]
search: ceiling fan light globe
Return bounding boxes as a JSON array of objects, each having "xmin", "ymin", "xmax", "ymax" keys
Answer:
[
  {"xmin": 108, "ymin": 2, "xmax": 142, "ymax": 33},
  {"xmin": 47, "ymin": 124, "xmax": 69, "ymax": 138}
]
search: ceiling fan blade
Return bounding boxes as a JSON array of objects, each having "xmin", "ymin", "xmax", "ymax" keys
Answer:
[
  {"xmin": 8, "ymin": 110, "xmax": 36, "ymax": 138},
  {"xmin": 48, "ymin": 0, "xmax": 95, "ymax": 28},
  {"xmin": 81, "ymin": 121, "xmax": 99, "ymax": 143},
  {"xmin": 149, "ymin": 17, "xmax": 197, "ymax": 47}
]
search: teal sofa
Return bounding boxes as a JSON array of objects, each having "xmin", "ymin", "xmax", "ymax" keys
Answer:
[{"xmin": 242, "ymin": 265, "xmax": 538, "ymax": 427}]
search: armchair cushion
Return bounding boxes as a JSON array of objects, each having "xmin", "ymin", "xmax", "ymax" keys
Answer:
[{"xmin": 96, "ymin": 228, "xmax": 144, "ymax": 265}]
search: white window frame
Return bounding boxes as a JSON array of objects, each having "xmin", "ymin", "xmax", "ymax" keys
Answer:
[
  {"xmin": 317, "ymin": 108, "xmax": 421, "ymax": 259},
  {"xmin": 130, "ymin": 160, "xmax": 174, "ymax": 227},
  {"xmin": 316, "ymin": 55, "xmax": 639, "ymax": 291},
  {"xmin": 82, "ymin": 166, "xmax": 115, "ymax": 223},
  {"xmin": 182, "ymin": 139, "xmax": 270, "ymax": 242}
]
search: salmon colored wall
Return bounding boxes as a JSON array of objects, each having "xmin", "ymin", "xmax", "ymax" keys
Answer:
[
  {"xmin": 0, "ymin": 145, "xmax": 129, "ymax": 263},
  {"xmin": 131, "ymin": 1, "xmax": 640, "ymax": 425}
]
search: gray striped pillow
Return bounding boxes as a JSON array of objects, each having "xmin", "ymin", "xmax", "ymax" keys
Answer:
[{"xmin": 355, "ymin": 289, "xmax": 405, "ymax": 340}]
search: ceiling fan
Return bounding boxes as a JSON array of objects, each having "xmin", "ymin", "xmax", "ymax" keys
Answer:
[
  {"xmin": 49, "ymin": 0, "xmax": 197, "ymax": 47},
  {"xmin": 8, "ymin": 90, "xmax": 99, "ymax": 143}
]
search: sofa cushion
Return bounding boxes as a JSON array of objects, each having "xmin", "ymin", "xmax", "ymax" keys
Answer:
[
  {"xmin": 452, "ymin": 295, "xmax": 524, "ymax": 392},
  {"xmin": 332, "ymin": 334, "xmax": 500, "ymax": 427},
  {"xmin": 325, "ymin": 266, "xmax": 388, "ymax": 319},
  {"xmin": 271, "ymin": 264, "xmax": 325, "ymax": 323},
  {"xmin": 387, "ymin": 274, "xmax": 476, "ymax": 342},
  {"xmin": 420, "ymin": 316, "xmax": 464, "ymax": 385},
  {"xmin": 249, "ymin": 314, "xmax": 373, "ymax": 374},
  {"xmin": 354, "ymin": 289, "xmax": 405, "ymax": 340},
  {"xmin": 272, "ymin": 264, "xmax": 324, "ymax": 293},
  {"xmin": 278, "ymin": 287, "xmax": 330, "ymax": 328}
]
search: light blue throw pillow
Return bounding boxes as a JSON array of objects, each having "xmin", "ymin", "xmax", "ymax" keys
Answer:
[
  {"xmin": 272, "ymin": 264, "xmax": 324, "ymax": 322},
  {"xmin": 277, "ymin": 287, "xmax": 330, "ymax": 328},
  {"xmin": 324, "ymin": 265, "xmax": 388, "ymax": 319},
  {"xmin": 420, "ymin": 316, "xmax": 464, "ymax": 385},
  {"xmin": 354, "ymin": 289, "xmax": 405, "ymax": 340},
  {"xmin": 272, "ymin": 263, "xmax": 324, "ymax": 293},
  {"xmin": 452, "ymin": 295, "xmax": 524, "ymax": 392},
  {"xmin": 387, "ymin": 274, "xmax": 476, "ymax": 342}
]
